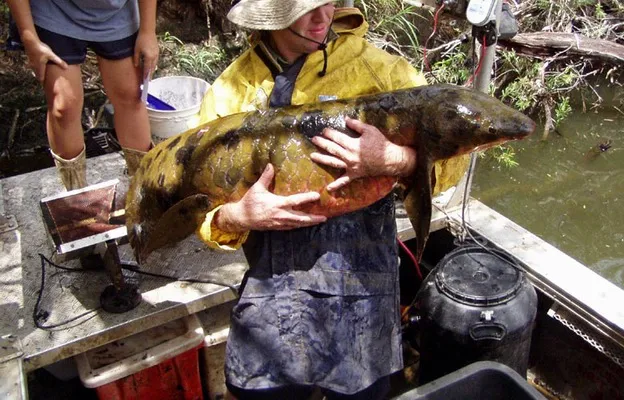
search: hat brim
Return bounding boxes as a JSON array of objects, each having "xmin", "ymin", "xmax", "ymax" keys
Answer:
[{"xmin": 227, "ymin": 0, "xmax": 334, "ymax": 30}]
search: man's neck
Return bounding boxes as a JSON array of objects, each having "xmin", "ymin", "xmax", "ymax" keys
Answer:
[{"xmin": 265, "ymin": 33, "xmax": 300, "ymax": 65}]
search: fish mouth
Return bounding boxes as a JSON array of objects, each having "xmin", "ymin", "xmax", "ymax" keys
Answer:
[
  {"xmin": 471, "ymin": 113, "xmax": 535, "ymax": 153},
  {"xmin": 473, "ymin": 137, "xmax": 515, "ymax": 152},
  {"xmin": 509, "ymin": 115, "xmax": 537, "ymax": 140},
  {"xmin": 491, "ymin": 112, "xmax": 537, "ymax": 141}
]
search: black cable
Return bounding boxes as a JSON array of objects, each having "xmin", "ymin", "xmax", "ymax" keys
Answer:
[
  {"xmin": 287, "ymin": 22, "xmax": 332, "ymax": 77},
  {"xmin": 459, "ymin": 156, "xmax": 524, "ymax": 272},
  {"xmin": 402, "ymin": 152, "xmax": 522, "ymax": 321},
  {"xmin": 34, "ymin": 253, "xmax": 102, "ymax": 330},
  {"xmin": 34, "ymin": 253, "xmax": 239, "ymax": 330},
  {"xmin": 120, "ymin": 264, "xmax": 239, "ymax": 293}
]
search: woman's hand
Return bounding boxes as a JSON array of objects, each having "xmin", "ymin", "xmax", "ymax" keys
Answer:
[
  {"xmin": 310, "ymin": 117, "xmax": 417, "ymax": 191},
  {"xmin": 23, "ymin": 38, "xmax": 67, "ymax": 82},
  {"xmin": 215, "ymin": 164, "xmax": 327, "ymax": 232},
  {"xmin": 133, "ymin": 30, "xmax": 159, "ymax": 78},
  {"xmin": 7, "ymin": 0, "xmax": 68, "ymax": 82}
]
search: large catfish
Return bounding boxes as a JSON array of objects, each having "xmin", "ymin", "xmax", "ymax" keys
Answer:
[{"xmin": 125, "ymin": 84, "xmax": 535, "ymax": 263}]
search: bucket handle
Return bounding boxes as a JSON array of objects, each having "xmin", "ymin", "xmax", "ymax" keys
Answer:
[{"xmin": 469, "ymin": 322, "xmax": 507, "ymax": 341}]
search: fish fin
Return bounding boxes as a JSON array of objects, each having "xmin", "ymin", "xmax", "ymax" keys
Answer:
[
  {"xmin": 403, "ymin": 159, "xmax": 433, "ymax": 263},
  {"xmin": 138, "ymin": 194, "xmax": 212, "ymax": 263}
]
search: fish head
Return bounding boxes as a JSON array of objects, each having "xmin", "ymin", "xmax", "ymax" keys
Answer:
[{"xmin": 424, "ymin": 85, "xmax": 536, "ymax": 160}]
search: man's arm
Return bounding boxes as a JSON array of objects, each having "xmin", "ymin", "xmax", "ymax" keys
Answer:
[{"xmin": 196, "ymin": 163, "xmax": 328, "ymax": 250}]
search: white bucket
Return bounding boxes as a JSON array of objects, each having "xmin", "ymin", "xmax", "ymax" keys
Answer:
[{"xmin": 147, "ymin": 76, "xmax": 210, "ymax": 144}]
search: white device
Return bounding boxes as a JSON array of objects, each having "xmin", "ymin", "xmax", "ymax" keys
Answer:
[{"xmin": 466, "ymin": 0, "xmax": 498, "ymax": 26}]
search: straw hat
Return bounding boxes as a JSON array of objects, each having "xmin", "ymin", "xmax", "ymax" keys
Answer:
[{"xmin": 227, "ymin": 0, "xmax": 334, "ymax": 30}]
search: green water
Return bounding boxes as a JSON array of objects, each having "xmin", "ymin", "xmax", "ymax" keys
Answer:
[{"xmin": 472, "ymin": 109, "xmax": 624, "ymax": 289}]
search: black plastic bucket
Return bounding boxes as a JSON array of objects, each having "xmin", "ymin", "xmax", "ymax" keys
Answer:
[{"xmin": 414, "ymin": 245, "xmax": 537, "ymax": 385}]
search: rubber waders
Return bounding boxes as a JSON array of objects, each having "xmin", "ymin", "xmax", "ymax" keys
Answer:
[
  {"xmin": 122, "ymin": 143, "xmax": 152, "ymax": 176},
  {"xmin": 50, "ymin": 146, "xmax": 87, "ymax": 190}
]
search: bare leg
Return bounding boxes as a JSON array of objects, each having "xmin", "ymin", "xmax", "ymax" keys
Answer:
[
  {"xmin": 97, "ymin": 56, "xmax": 151, "ymax": 152},
  {"xmin": 43, "ymin": 64, "xmax": 84, "ymax": 159}
]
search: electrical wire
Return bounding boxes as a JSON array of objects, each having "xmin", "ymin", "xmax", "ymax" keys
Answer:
[
  {"xmin": 456, "ymin": 28, "xmax": 526, "ymax": 271},
  {"xmin": 34, "ymin": 254, "xmax": 102, "ymax": 330},
  {"xmin": 422, "ymin": 2, "xmax": 445, "ymax": 83},
  {"xmin": 465, "ymin": 34, "xmax": 488, "ymax": 87},
  {"xmin": 119, "ymin": 264, "xmax": 239, "ymax": 292},
  {"xmin": 397, "ymin": 237, "xmax": 422, "ymax": 281},
  {"xmin": 398, "ymin": 0, "xmax": 450, "ymax": 288},
  {"xmin": 33, "ymin": 253, "xmax": 239, "ymax": 330},
  {"xmin": 401, "ymin": 23, "xmax": 524, "ymax": 324}
]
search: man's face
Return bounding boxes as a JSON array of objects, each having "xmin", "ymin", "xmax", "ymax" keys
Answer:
[{"xmin": 272, "ymin": 3, "xmax": 335, "ymax": 59}]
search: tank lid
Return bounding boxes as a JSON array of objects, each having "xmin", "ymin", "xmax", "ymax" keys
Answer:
[{"xmin": 435, "ymin": 247, "xmax": 523, "ymax": 306}]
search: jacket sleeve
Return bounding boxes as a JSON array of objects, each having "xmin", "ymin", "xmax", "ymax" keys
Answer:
[
  {"xmin": 195, "ymin": 86, "xmax": 221, "ymax": 126},
  {"xmin": 197, "ymin": 205, "xmax": 249, "ymax": 251},
  {"xmin": 388, "ymin": 57, "xmax": 428, "ymax": 90},
  {"xmin": 191, "ymin": 65, "xmax": 253, "ymax": 251}
]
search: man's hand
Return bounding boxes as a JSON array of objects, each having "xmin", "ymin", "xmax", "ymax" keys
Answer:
[
  {"xmin": 215, "ymin": 164, "xmax": 327, "ymax": 232},
  {"xmin": 310, "ymin": 117, "xmax": 417, "ymax": 191}
]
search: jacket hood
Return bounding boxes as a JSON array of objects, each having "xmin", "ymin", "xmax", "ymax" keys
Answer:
[{"xmin": 333, "ymin": 7, "xmax": 368, "ymax": 37}]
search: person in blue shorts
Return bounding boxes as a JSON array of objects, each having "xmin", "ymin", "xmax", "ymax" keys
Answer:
[{"xmin": 7, "ymin": 0, "xmax": 158, "ymax": 190}]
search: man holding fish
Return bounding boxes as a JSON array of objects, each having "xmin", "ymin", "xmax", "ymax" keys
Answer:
[
  {"xmin": 125, "ymin": 0, "xmax": 533, "ymax": 398},
  {"xmin": 193, "ymin": 0, "xmax": 468, "ymax": 398}
]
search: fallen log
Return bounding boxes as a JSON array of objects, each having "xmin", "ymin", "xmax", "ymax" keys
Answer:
[{"xmin": 500, "ymin": 32, "xmax": 624, "ymax": 65}]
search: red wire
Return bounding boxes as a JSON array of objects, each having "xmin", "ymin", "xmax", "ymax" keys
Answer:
[
  {"xmin": 423, "ymin": 3, "xmax": 445, "ymax": 72},
  {"xmin": 397, "ymin": 237, "xmax": 423, "ymax": 281},
  {"xmin": 465, "ymin": 34, "xmax": 488, "ymax": 87}
]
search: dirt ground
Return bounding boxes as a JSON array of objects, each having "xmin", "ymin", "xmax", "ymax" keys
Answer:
[{"xmin": 0, "ymin": 47, "xmax": 52, "ymax": 177}]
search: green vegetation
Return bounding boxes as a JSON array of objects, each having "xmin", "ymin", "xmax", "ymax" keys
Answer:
[
  {"xmin": 428, "ymin": 46, "xmax": 472, "ymax": 86},
  {"xmin": 356, "ymin": 0, "xmax": 623, "ymax": 166},
  {"xmin": 358, "ymin": 0, "xmax": 429, "ymax": 62},
  {"xmin": 158, "ymin": 32, "xmax": 228, "ymax": 82},
  {"xmin": 553, "ymin": 96, "xmax": 572, "ymax": 127},
  {"xmin": 478, "ymin": 144, "xmax": 520, "ymax": 169},
  {"xmin": 527, "ymin": 0, "xmax": 623, "ymax": 38}
]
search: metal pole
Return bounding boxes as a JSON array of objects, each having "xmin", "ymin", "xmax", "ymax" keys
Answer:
[
  {"xmin": 473, "ymin": 0, "xmax": 503, "ymax": 93},
  {"xmin": 445, "ymin": 0, "xmax": 502, "ymax": 211}
]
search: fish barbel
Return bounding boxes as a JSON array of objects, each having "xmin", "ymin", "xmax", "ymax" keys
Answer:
[{"xmin": 125, "ymin": 84, "xmax": 535, "ymax": 263}]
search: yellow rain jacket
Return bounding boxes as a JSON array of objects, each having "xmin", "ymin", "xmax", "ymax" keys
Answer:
[{"xmin": 195, "ymin": 7, "xmax": 468, "ymax": 249}]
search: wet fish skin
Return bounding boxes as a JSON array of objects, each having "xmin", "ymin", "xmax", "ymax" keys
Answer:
[{"xmin": 125, "ymin": 84, "xmax": 535, "ymax": 263}]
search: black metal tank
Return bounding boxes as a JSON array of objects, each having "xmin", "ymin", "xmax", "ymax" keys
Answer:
[{"xmin": 414, "ymin": 245, "xmax": 538, "ymax": 385}]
